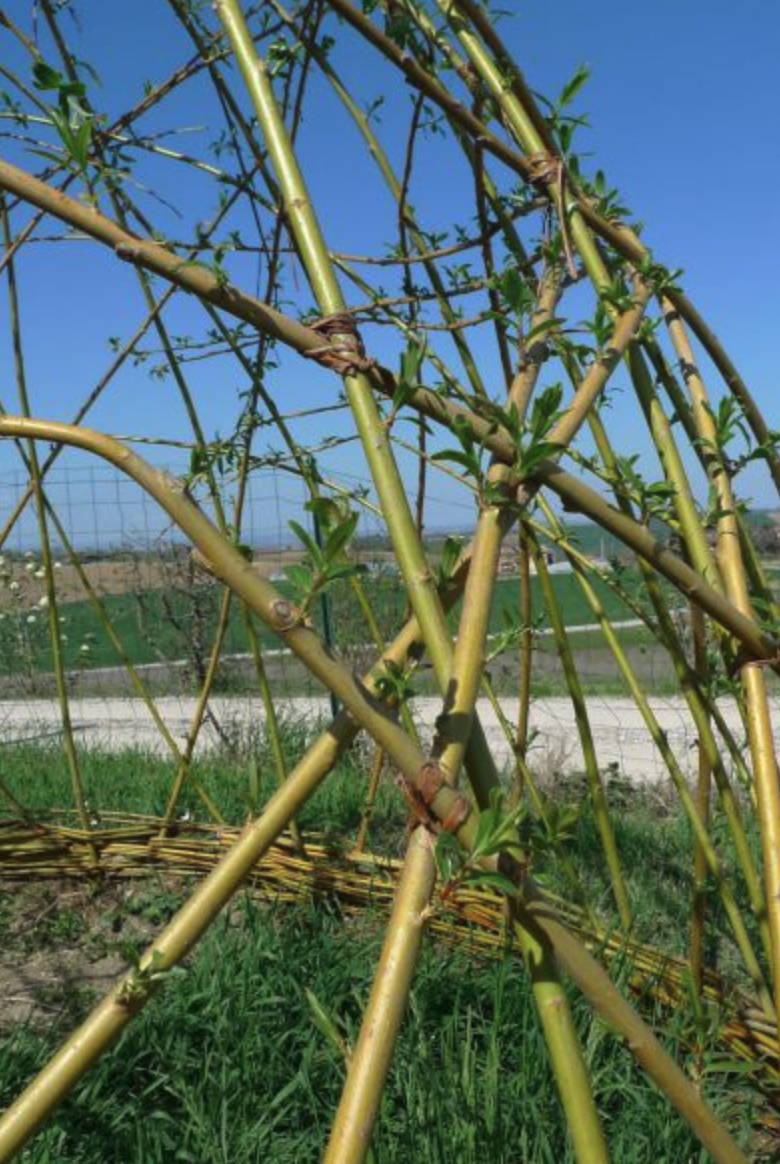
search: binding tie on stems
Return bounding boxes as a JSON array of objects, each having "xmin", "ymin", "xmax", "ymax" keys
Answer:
[
  {"xmin": 394, "ymin": 763, "xmax": 471, "ymax": 834},
  {"xmin": 302, "ymin": 312, "xmax": 377, "ymax": 378},
  {"xmin": 731, "ymin": 646, "xmax": 780, "ymax": 677}
]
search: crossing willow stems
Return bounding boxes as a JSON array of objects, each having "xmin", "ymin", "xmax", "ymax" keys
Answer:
[{"xmin": 0, "ymin": 4, "xmax": 774, "ymax": 1162}]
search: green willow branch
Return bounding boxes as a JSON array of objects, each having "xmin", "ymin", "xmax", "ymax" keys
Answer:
[{"xmin": 322, "ymin": 827, "xmax": 437, "ymax": 1164}]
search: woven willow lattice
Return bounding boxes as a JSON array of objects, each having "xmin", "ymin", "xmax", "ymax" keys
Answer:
[{"xmin": 0, "ymin": 4, "xmax": 777, "ymax": 1162}]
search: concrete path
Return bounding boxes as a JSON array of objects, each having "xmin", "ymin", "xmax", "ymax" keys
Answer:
[{"xmin": 1, "ymin": 693, "xmax": 768, "ymax": 784}]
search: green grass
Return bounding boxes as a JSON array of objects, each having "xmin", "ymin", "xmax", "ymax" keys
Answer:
[
  {"xmin": 0, "ymin": 902, "xmax": 759, "ymax": 1163},
  {"xmin": 0, "ymin": 740, "xmax": 769, "ymax": 1160}
]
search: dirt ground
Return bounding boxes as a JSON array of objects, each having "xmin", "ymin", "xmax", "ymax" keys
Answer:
[
  {"xmin": 0, "ymin": 549, "xmax": 313, "ymax": 607},
  {"xmin": 0, "ymin": 546, "xmax": 406, "ymax": 607},
  {"xmin": 0, "ymin": 874, "xmax": 192, "ymax": 1035}
]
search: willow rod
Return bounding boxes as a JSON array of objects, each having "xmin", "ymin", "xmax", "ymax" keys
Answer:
[
  {"xmin": 548, "ymin": 519, "xmax": 772, "ymax": 1013},
  {"xmin": 210, "ymin": 11, "xmax": 609, "ymax": 1155},
  {"xmin": 0, "ymin": 154, "xmax": 259, "ymax": 556},
  {"xmin": 690, "ymin": 601, "xmax": 712, "ymax": 995},
  {"xmin": 322, "ymin": 827, "xmax": 438, "ymax": 1164},
  {"xmin": 0, "ymin": 201, "xmax": 92, "ymax": 852},
  {"xmin": 270, "ymin": 0, "xmax": 491, "ymax": 399},
  {"xmin": 583, "ymin": 411, "xmax": 771, "ymax": 954}
]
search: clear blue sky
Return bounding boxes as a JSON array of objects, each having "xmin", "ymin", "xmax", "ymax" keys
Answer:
[{"xmin": 0, "ymin": 1, "xmax": 778, "ymax": 547}]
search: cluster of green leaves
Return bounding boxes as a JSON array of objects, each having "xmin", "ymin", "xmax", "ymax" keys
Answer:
[
  {"xmin": 431, "ymin": 414, "xmax": 488, "ymax": 493},
  {"xmin": 387, "ymin": 336, "xmax": 427, "ymax": 422},
  {"xmin": 514, "ymin": 383, "xmax": 565, "ymax": 477},
  {"xmin": 522, "ymin": 797, "xmax": 582, "ymax": 877},
  {"xmin": 434, "ymin": 789, "xmax": 528, "ymax": 901},
  {"xmin": 579, "ymin": 167, "xmax": 633, "ymax": 223},
  {"xmin": 491, "ymin": 384, "xmax": 565, "ymax": 481},
  {"xmin": 284, "ymin": 497, "xmax": 366, "ymax": 618},
  {"xmin": 536, "ymin": 63, "xmax": 591, "ymax": 163},
  {"xmin": 492, "ymin": 266, "xmax": 535, "ymax": 320},
  {"xmin": 609, "ymin": 454, "xmax": 679, "ymax": 527},
  {"xmin": 373, "ymin": 658, "xmax": 416, "ymax": 706},
  {"xmin": 636, "ymin": 255, "xmax": 684, "ymax": 298},
  {"xmin": 696, "ymin": 397, "xmax": 780, "ymax": 478},
  {"xmin": 31, "ymin": 59, "xmax": 95, "ymax": 177},
  {"xmin": 432, "ymin": 384, "xmax": 564, "ymax": 502}
]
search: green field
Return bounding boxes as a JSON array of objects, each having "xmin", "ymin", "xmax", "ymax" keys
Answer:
[{"xmin": 0, "ymin": 569, "xmax": 649, "ymax": 679}]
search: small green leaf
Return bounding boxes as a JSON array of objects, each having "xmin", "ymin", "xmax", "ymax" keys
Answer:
[
  {"xmin": 323, "ymin": 511, "xmax": 359, "ymax": 562},
  {"xmin": 525, "ymin": 317, "xmax": 565, "ymax": 345},
  {"xmin": 436, "ymin": 535, "xmax": 464, "ymax": 585},
  {"xmin": 462, "ymin": 870, "xmax": 520, "ymax": 898},
  {"xmin": 282, "ymin": 564, "xmax": 314, "ymax": 598},
  {"xmin": 434, "ymin": 832, "xmax": 460, "ymax": 885},
  {"xmin": 557, "ymin": 64, "xmax": 590, "ymax": 111},
  {"xmin": 288, "ymin": 520, "xmax": 323, "ymax": 566},
  {"xmin": 32, "ymin": 61, "xmax": 65, "ymax": 92},
  {"xmin": 322, "ymin": 561, "xmax": 365, "ymax": 585},
  {"xmin": 305, "ymin": 989, "xmax": 344, "ymax": 1054}
]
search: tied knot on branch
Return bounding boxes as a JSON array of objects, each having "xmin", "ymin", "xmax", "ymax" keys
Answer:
[
  {"xmin": 302, "ymin": 312, "xmax": 377, "ymax": 378},
  {"xmin": 526, "ymin": 152, "xmax": 578, "ymax": 279},
  {"xmin": 526, "ymin": 151, "xmax": 563, "ymax": 189},
  {"xmin": 395, "ymin": 762, "xmax": 472, "ymax": 835},
  {"xmin": 730, "ymin": 646, "xmax": 780, "ymax": 677}
]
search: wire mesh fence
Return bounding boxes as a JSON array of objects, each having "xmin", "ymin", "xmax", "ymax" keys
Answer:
[{"xmin": 0, "ymin": 461, "xmax": 770, "ymax": 799}]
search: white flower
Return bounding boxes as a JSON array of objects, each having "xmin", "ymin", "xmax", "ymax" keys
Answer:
[
  {"xmin": 39, "ymin": 595, "xmax": 49, "ymax": 608},
  {"xmin": 54, "ymin": 561, "xmax": 62, "ymax": 570},
  {"xmin": 80, "ymin": 643, "xmax": 91, "ymax": 653},
  {"xmin": 26, "ymin": 614, "xmax": 37, "ymax": 624},
  {"xmin": 34, "ymin": 569, "xmax": 45, "ymax": 579},
  {"xmin": 9, "ymin": 580, "xmax": 20, "ymax": 592},
  {"xmin": 25, "ymin": 562, "xmax": 35, "ymax": 573}
]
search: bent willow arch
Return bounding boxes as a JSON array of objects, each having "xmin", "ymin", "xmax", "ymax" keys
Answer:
[{"xmin": 0, "ymin": 3, "xmax": 776, "ymax": 1161}]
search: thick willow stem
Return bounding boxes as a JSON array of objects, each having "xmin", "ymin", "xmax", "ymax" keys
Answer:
[
  {"xmin": 518, "ymin": 888, "xmax": 749, "ymax": 1164},
  {"xmin": 323, "ymin": 827, "xmax": 437, "ymax": 1164},
  {"xmin": 429, "ymin": 485, "xmax": 506, "ymax": 784}
]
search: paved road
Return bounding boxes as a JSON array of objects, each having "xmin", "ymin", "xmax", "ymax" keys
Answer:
[{"xmin": 0, "ymin": 694, "xmax": 767, "ymax": 784}]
